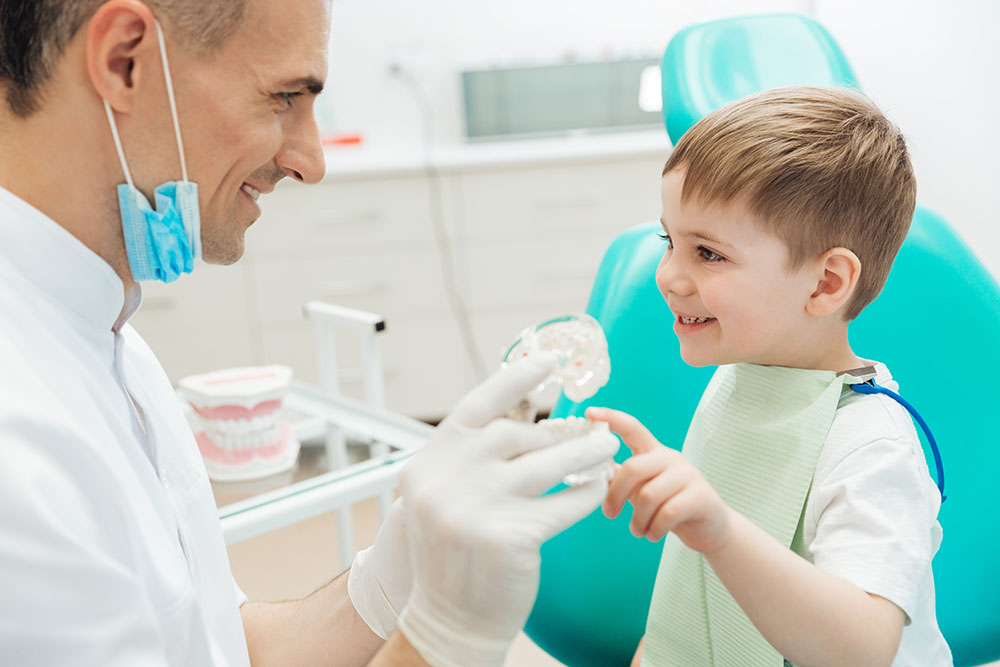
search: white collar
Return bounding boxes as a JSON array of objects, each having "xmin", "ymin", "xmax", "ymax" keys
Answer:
[{"xmin": 0, "ymin": 184, "xmax": 138, "ymax": 333}]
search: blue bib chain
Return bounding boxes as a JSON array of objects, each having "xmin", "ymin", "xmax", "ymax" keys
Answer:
[{"xmin": 848, "ymin": 376, "xmax": 946, "ymax": 502}]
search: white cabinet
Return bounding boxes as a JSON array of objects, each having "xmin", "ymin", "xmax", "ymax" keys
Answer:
[
  {"xmin": 129, "ymin": 262, "xmax": 255, "ymax": 381},
  {"xmin": 251, "ymin": 247, "xmax": 451, "ymax": 324},
  {"xmin": 458, "ymin": 236, "xmax": 614, "ymax": 313},
  {"xmin": 129, "ymin": 141, "xmax": 667, "ymax": 422},
  {"xmin": 255, "ymin": 314, "xmax": 472, "ymax": 419},
  {"xmin": 244, "ymin": 175, "xmax": 441, "ymax": 257},
  {"xmin": 451, "ymin": 158, "xmax": 665, "ymax": 241}
]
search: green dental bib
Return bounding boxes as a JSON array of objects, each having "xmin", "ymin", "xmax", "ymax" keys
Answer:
[{"xmin": 641, "ymin": 363, "xmax": 863, "ymax": 667}]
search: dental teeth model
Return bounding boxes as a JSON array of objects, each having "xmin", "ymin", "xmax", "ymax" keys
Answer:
[
  {"xmin": 537, "ymin": 416, "xmax": 617, "ymax": 485},
  {"xmin": 179, "ymin": 365, "xmax": 300, "ymax": 482},
  {"xmin": 502, "ymin": 314, "xmax": 611, "ymax": 404},
  {"xmin": 502, "ymin": 314, "xmax": 615, "ymax": 485}
]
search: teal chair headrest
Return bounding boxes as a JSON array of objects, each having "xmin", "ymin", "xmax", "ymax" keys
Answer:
[{"xmin": 661, "ymin": 13, "xmax": 860, "ymax": 144}]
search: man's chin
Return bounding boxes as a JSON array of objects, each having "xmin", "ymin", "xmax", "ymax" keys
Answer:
[{"xmin": 200, "ymin": 236, "xmax": 246, "ymax": 266}]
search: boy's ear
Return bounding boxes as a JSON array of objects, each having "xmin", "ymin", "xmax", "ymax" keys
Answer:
[{"xmin": 806, "ymin": 247, "xmax": 862, "ymax": 318}]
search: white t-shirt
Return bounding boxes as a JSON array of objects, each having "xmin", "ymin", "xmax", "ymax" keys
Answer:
[
  {"xmin": 0, "ymin": 186, "xmax": 250, "ymax": 665},
  {"xmin": 801, "ymin": 362, "xmax": 952, "ymax": 666}
]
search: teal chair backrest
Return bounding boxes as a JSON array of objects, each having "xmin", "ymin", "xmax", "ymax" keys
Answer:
[
  {"xmin": 526, "ymin": 210, "xmax": 1000, "ymax": 667},
  {"xmin": 526, "ymin": 12, "xmax": 1000, "ymax": 667},
  {"xmin": 661, "ymin": 13, "xmax": 859, "ymax": 144}
]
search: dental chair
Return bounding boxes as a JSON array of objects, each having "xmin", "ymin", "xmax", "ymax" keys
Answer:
[{"xmin": 525, "ymin": 14, "xmax": 1000, "ymax": 667}]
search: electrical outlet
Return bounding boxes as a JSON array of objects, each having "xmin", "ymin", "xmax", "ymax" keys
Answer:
[{"xmin": 385, "ymin": 44, "xmax": 431, "ymax": 79}]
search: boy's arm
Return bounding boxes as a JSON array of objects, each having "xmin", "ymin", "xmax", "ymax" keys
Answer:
[
  {"xmin": 590, "ymin": 407, "xmax": 905, "ymax": 667},
  {"xmin": 705, "ymin": 509, "xmax": 904, "ymax": 667}
]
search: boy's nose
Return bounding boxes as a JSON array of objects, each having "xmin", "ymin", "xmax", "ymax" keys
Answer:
[{"xmin": 655, "ymin": 253, "xmax": 695, "ymax": 298}]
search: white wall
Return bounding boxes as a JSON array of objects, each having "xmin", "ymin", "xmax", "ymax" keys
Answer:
[
  {"xmin": 816, "ymin": 0, "xmax": 1000, "ymax": 280},
  {"xmin": 323, "ymin": 0, "xmax": 1000, "ymax": 279},
  {"xmin": 324, "ymin": 0, "xmax": 804, "ymax": 147}
]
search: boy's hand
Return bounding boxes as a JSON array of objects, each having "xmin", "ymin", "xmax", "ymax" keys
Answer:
[{"xmin": 586, "ymin": 407, "xmax": 733, "ymax": 554}]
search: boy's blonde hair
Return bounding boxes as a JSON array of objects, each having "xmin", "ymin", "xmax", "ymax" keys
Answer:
[{"xmin": 663, "ymin": 86, "xmax": 916, "ymax": 321}]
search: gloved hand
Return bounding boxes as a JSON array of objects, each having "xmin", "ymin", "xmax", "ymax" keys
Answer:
[
  {"xmin": 347, "ymin": 497, "xmax": 411, "ymax": 639},
  {"xmin": 397, "ymin": 353, "xmax": 619, "ymax": 667}
]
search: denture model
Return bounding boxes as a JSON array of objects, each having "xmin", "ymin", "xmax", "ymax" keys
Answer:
[
  {"xmin": 179, "ymin": 365, "xmax": 300, "ymax": 482},
  {"xmin": 503, "ymin": 314, "xmax": 616, "ymax": 485},
  {"xmin": 502, "ymin": 314, "xmax": 611, "ymax": 403},
  {"xmin": 537, "ymin": 416, "xmax": 616, "ymax": 485}
]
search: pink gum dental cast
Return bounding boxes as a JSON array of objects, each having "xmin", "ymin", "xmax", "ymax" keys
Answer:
[{"xmin": 179, "ymin": 365, "xmax": 300, "ymax": 482}]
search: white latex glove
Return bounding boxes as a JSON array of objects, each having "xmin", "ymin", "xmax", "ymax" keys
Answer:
[
  {"xmin": 397, "ymin": 353, "xmax": 618, "ymax": 667},
  {"xmin": 347, "ymin": 497, "xmax": 411, "ymax": 639}
]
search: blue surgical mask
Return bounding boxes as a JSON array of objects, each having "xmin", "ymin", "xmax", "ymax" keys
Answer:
[{"xmin": 103, "ymin": 20, "xmax": 200, "ymax": 283}]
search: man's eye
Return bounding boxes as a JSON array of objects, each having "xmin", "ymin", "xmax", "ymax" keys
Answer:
[
  {"xmin": 698, "ymin": 246, "xmax": 724, "ymax": 262},
  {"xmin": 657, "ymin": 232, "xmax": 673, "ymax": 249},
  {"xmin": 278, "ymin": 92, "xmax": 303, "ymax": 107}
]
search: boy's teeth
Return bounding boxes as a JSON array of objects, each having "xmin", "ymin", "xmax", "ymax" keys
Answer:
[{"xmin": 681, "ymin": 316, "xmax": 712, "ymax": 324}]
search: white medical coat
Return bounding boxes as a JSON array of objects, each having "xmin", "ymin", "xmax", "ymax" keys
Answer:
[{"xmin": 0, "ymin": 186, "xmax": 250, "ymax": 666}]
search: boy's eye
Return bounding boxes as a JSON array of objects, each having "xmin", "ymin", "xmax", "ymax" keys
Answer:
[
  {"xmin": 657, "ymin": 231, "xmax": 673, "ymax": 249},
  {"xmin": 698, "ymin": 246, "xmax": 724, "ymax": 262}
]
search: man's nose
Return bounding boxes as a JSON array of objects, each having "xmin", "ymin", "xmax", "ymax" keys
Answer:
[
  {"xmin": 655, "ymin": 251, "xmax": 694, "ymax": 297},
  {"xmin": 275, "ymin": 110, "xmax": 326, "ymax": 184}
]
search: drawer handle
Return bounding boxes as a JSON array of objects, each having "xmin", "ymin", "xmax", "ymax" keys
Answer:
[
  {"xmin": 322, "ymin": 279, "xmax": 387, "ymax": 298},
  {"xmin": 318, "ymin": 209, "xmax": 383, "ymax": 227},
  {"xmin": 533, "ymin": 197, "xmax": 599, "ymax": 212},
  {"xmin": 337, "ymin": 365, "xmax": 399, "ymax": 384},
  {"xmin": 534, "ymin": 269, "xmax": 595, "ymax": 284}
]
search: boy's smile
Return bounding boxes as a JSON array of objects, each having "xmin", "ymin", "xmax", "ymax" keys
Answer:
[{"xmin": 656, "ymin": 169, "xmax": 821, "ymax": 368}]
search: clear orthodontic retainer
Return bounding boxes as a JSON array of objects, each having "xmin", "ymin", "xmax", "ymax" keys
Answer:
[{"xmin": 501, "ymin": 314, "xmax": 616, "ymax": 486}]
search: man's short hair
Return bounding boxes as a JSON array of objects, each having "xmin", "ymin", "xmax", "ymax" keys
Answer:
[
  {"xmin": 0, "ymin": 0, "xmax": 247, "ymax": 117},
  {"xmin": 662, "ymin": 86, "xmax": 917, "ymax": 321}
]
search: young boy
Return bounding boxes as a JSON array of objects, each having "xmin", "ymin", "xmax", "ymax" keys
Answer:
[{"xmin": 588, "ymin": 87, "xmax": 951, "ymax": 666}]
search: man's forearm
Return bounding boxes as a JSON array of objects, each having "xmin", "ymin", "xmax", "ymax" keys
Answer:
[
  {"xmin": 241, "ymin": 570, "xmax": 384, "ymax": 667},
  {"xmin": 704, "ymin": 510, "xmax": 904, "ymax": 667},
  {"xmin": 368, "ymin": 631, "xmax": 430, "ymax": 667}
]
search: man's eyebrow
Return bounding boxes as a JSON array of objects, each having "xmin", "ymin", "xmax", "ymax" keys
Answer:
[{"xmin": 280, "ymin": 76, "xmax": 325, "ymax": 95}]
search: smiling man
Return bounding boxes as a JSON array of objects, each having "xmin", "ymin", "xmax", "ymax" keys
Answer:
[{"xmin": 0, "ymin": 1, "xmax": 617, "ymax": 665}]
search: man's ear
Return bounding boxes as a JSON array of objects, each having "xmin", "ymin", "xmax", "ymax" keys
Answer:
[
  {"xmin": 85, "ymin": 0, "xmax": 158, "ymax": 113},
  {"xmin": 806, "ymin": 247, "xmax": 862, "ymax": 318}
]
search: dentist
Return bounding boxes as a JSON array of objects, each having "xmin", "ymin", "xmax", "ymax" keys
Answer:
[{"xmin": 0, "ymin": 1, "xmax": 616, "ymax": 666}]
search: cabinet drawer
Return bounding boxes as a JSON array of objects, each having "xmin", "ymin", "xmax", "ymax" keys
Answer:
[
  {"xmin": 252, "ymin": 246, "xmax": 451, "ymax": 325},
  {"xmin": 133, "ymin": 325, "xmax": 255, "ymax": 384},
  {"xmin": 130, "ymin": 262, "xmax": 252, "ymax": 332},
  {"xmin": 258, "ymin": 315, "xmax": 475, "ymax": 420},
  {"xmin": 451, "ymin": 158, "xmax": 664, "ymax": 240},
  {"xmin": 460, "ymin": 236, "xmax": 612, "ymax": 312},
  {"xmin": 247, "ymin": 177, "xmax": 437, "ymax": 259}
]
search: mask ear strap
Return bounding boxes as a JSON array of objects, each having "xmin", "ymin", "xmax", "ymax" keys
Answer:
[
  {"xmin": 155, "ymin": 20, "xmax": 188, "ymax": 183},
  {"xmin": 103, "ymin": 100, "xmax": 135, "ymax": 189}
]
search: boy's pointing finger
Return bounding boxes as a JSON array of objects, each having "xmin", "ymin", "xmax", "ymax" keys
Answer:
[{"xmin": 586, "ymin": 407, "xmax": 660, "ymax": 455}]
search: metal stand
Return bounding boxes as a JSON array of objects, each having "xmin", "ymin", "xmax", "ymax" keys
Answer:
[
  {"xmin": 304, "ymin": 300, "xmax": 394, "ymax": 569},
  {"xmin": 218, "ymin": 383, "xmax": 430, "ymax": 546}
]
